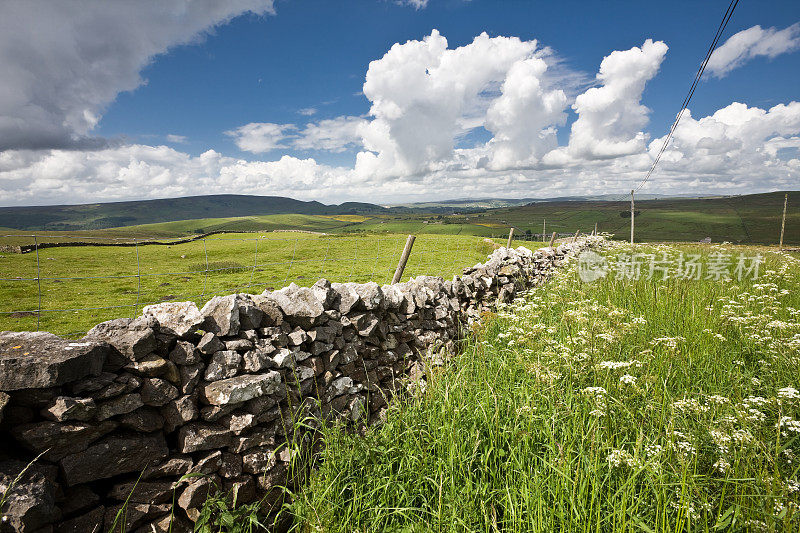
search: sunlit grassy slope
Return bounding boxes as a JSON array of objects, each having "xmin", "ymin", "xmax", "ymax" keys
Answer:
[
  {"xmin": 0, "ymin": 232, "xmax": 534, "ymax": 336},
  {"xmin": 290, "ymin": 243, "xmax": 800, "ymax": 532}
]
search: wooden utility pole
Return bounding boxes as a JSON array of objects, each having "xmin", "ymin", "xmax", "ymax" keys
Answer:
[
  {"xmin": 630, "ymin": 190, "xmax": 635, "ymax": 245},
  {"xmin": 506, "ymin": 228, "xmax": 515, "ymax": 248},
  {"xmin": 391, "ymin": 235, "xmax": 416, "ymax": 284},
  {"xmin": 548, "ymin": 232, "xmax": 557, "ymax": 247},
  {"xmin": 542, "ymin": 219, "xmax": 546, "ymax": 242},
  {"xmin": 779, "ymin": 193, "xmax": 788, "ymax": 251}
]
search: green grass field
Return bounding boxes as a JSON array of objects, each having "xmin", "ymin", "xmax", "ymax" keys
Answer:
[
  {"xmin": 0, "ymin": 232, "xmax": 535, "ymax": 336},
  {"xmin": 287, "ymin": 243, "xmax": 800, "ymax": 532}
]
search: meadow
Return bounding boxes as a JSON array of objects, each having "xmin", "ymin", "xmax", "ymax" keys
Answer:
[
  {"xmin": 286, "ymin": 242, "xmax": 800, "ymax": 532},
  {"xmin": 0, "ymin": 231, "xmax": 533, "ymax": 336}
]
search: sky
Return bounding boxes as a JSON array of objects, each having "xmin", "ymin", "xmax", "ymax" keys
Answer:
[{"xmin": 0, "ymin": 0, "xmax": 799, "ymax": 207}]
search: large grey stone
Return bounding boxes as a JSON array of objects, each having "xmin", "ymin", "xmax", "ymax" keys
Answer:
[
  {"xmin": 178, "ymin": 423, "xmax": 233, "ymax": 453},
  {"xmin": 41, "ymin": 396, "xmax": 96, "ymax": 422},
  {"xmin": 160, "ymin": 394, "xmax": 198, "ymax": 432},
  {"xmin": 142, "ymin": 301, "xmax": 204, "ymax": 338},
  {"xmin": 84, "ymin": 316, "xmax": 158, "ymax": 361},
  {"xmin": 140, "ymin": 378, "xmax": 179, "ymax": 407},
  {"xmin": 96, "ymin": 393, "xmax": 144, "ymax": 421},
  {"xmin": 168, "ymin": 341, "xmax": 200, "ymax": 365},
  {"xmin": 0, "ymin": 460, "xmax": 59, "ymax": 532},
  {"xmin": 0, "ymin": 332, "xmax": 107, "ymax": 391},
  {"xmin": 331, "ymin": 282, "xmax": 360, "ymax": 314},
  {"xmin": 269, "ymin": 284, "xmax": 325, "ymax": 327},
  {"xmin": 354, "ymin": 282, "xmax": 384, "ymax": 310},
  {"xmin": 11, "ymin": 420, "xmax": 117, "ymax": 461},
  {"xmin": 200, "ymin": 295, "xmax": 240, "ymax": 336},
  {"xmin": 196, "ymin": 332, "xmax": 224, "ymax": 355},
  {"xmin": 202, "ymin": 372, "xmax": 281, "ymax": 406},
  {"xmin": 204, "ymin": 350, "xmax": 241, "ymax": 381},
  {"xmin": 0, "ymin": 391, "xmax": 8, "ymax": 422},
  {"xmin": 60, "ymin": 433, "xmax": 169, "ymax": 486}
]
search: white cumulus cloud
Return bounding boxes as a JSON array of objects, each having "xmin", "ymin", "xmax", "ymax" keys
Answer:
[
  {"xmin": 708, "ymin": 23, "xmax": 800, "ymax": 77},
  {"xmin": 0, "ymin": 0, "xmax": 274, "ymax": 151}
]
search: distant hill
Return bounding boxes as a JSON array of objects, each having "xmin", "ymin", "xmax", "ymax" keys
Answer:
[
  {"xmin": 389, "ymin": 193, "xmax": 720, "ymax": 210},
  {"xmin": 0, "ymin": 194, "xmax": 388, "ymax": 230}
]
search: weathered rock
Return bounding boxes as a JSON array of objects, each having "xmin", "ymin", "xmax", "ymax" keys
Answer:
[
  {"xmin": 223, "ymin": 475, "xmax": 256, "ymax": 505},
  {"xmin": 354, "ymin": 282, "xmax": 384, "ymax": 310},
  {"xmin": 288, "ymin": 327, "xmax": 309, "ymax": 346},
  {"xmin": 104, "ymin": 502, "xmax": 171, "ymax": 532},
  {"xmin": 219, "ymin": 452, "xmax": 243, "ymax": 479},
  {"xmin": 142, "ymin": 455, "xmax": 193, "ymax": 480},
  {"xmin": 0, "ymin": 332, "xmax": 107, "ymax": 390},
  {"xmin": 242, "ymin": 447, "xmax": 277, "ymax": 474},
  {"xmin": 202, "ymin": 372, "xmax": 281, "ymax": 406},
  {"xmin": 57, "ymin": 504, "xmax": 105, "ymax": 533},
  {"xmin": 196, "ymin": 332, "xmax": 224, "ymax": 355},
  {"xmin": 160, "ymin": 394, "xmax": 198, "ymax": 432},
  {"xmin": 142, "ymin": 301, "xmax": 204, "ymax": 338},
  {"xmin": 11, "ymin": 420, "xmax": 117, "ymax": 461},
  {"xmin": 109, "ymin": 480, "xmax": 175, "ymax": 504},
  {"xmin": 118, "ymin": 407, "xmax": 164, "ymax": 432},
  {"xmin": 168, "ymin": 341, "xmax": 200, "ymax": 365},
  {"xmin": 250, "ymin": 293, "xmax": 284, "ymax": 325},
  {"xmin": 126, "ymin": 354, "xmax": 180, "ymax": 384},
  {"xmin": 238, "ymin": 298, "xmax": 265, "ymax": 330},
  {"xmin": 204, "ymin": 350, "xmax": 241, "ymax": 381},
  {"xmin": 223, "ymin": 338, "xmax": 254, "ymax": 352},
  {"xmin": 270, "ymin": 284, "xmax": 325, "ymax": 327},
  {"xmin": 140, "ymin": 377, "xmax": 179, "ymax": 407},
  {"xmin": 96, "ymin": 393, "xmax": 144, "ymax": 421},
  {"xmin": 41, "ymin": 396, "xmax": 96, "ymax": 422},
  {"xmin": 242, "ymin": 346, "xmax": 276, "ymax": 373},
  {"xmin": 189, "ymin": 450, "xmax": 223, "ymax": 475},
  {"xmin": 0, "ymin": 460, "xmax": 59, "ymax": 532},
  {"xmin": 178, "ymin": 423, "xmax": 233, "ymax": 453},
  {"xmin": 200, "ymin": 295, "xmax": 240, "ymax": 336},
  {"xmin": 331, "ymin": 282, "xmax": 360, "ymax": 314},
  {"xmin": 179, "ymin": 362, "xmax": 203, "ymax": 395},
  {"xmin": 177, "ymin": 477, "xmax": 216, "ymax": 522},
  {"xmin": 60, "ymin": 433, "xmax": 169, "ymax": 486},
  {"xmin": 0, "ymin": 391, "xmax": 9, "ymax": 422},
  {"xmin": 272, "ymin": 347, "xmax": 296, "ymax": 369},
  {"xmin": 84, "ymin": 316, "xmax": 157, "ymax": 362}
]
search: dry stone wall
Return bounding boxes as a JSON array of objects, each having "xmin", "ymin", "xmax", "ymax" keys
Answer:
[{"xmin": 0, "ymin": 239, "xmax": 596, "ymax": 532}]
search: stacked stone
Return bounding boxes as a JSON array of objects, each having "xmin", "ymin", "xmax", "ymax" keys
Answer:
[{"xmin": 0, "ymin": 239, "xmax": 595, "ymax": 532}]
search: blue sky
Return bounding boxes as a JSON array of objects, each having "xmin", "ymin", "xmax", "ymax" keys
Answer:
[{"xmin": 1, "ymin": 0, "xmax": 799, "ymax": 205}]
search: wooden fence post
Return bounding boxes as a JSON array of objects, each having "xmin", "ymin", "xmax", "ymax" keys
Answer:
[
  {"xmin": 780, "ymin": 193, "xmax": 788, "ymax": 251},
  {"xmin": 548, "ymin": 232, "xmax": 557, "ymax": 247},
  {"xmin": 391, "ymin": 235, "xmax": 416, "ymax": 284},
  {"xmin": 630, "ymin": 190, "xmax": 635, "ymax": 245},
  {"xmin": 573, "ymin": 230, "xmax": 580, "ymax": 243},
  {"xmin": 506, "ymin": 228, "xmax": 514, "ymax": 249}
]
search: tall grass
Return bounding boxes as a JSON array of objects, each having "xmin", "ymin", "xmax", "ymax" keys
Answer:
[{"xmin": 288, "ymin": 243, "xmax": 800, "ymax": 532}]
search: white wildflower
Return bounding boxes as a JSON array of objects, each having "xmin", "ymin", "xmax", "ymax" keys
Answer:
[
  {"xmin": 777, "ymin": 387, "xmax": 799, "ymax": 400},
  {"xmin": 619, "ymin": 374, "xmax": 636, "ymax": 385}
]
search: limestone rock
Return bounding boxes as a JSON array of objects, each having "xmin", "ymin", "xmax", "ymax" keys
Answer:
[
  {"xmin": 0, "ymin": 460, "xmax": 59, "ymax": 532},
  {"xmin": 140, "ymin": 378, "xmax": 179, "ymax": 407},
  {"xmin": 270, "ymin": 284, "xmax": 325, "ymax": 327},
  {"xmin": 200, "ymin": 295, "xmax": 240, "ymax": 336},
  {"xmin": 202, "ymin": 372, "xmax": 281, "ymax": 406},
  {"xmin": 11, "ymin": 420, "xmax": 117, "ymax": 461},
  {"xmin": 96, "ymin": 393, "xmax": 144, "ymax": 421},
  {"xmin": 204, "ymin": 350, "xmax": 241, "ymax": 381},
  {"xmin": 118, "ymin": 407, "xmax": 164, "ymax": 432},
  {"xmin": 60, "ymin": 433, "xmax": 169, "ymax": 486},
  {"xmin": 0, "ymin": 332, "xmax": 107, "ymax": 390},
  {"xmin": 196, "ymin": 332, "xmax": 224, "ymax": 355},
  {"xmin": 142, "ymin": 301, "xmax": 204, "ymax": 338},
  {"xmin": 41, "ymin": 396, "xmax": 96, "ymax": 422},
  {"xmin": 178, "ymin": 423, "xmax": 233, "ymax": 453},
  {"xmin": 84, "ymin": 315, "xmax": 157, "ymax": 361},
  {"xmin": 168, "ymin": 341, "xmax": 200, "ymax": 365}
]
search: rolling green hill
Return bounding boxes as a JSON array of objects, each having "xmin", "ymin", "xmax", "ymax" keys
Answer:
[{"xmin": 0, "ymin": 194, "xmax": 388, "ymax": 231}]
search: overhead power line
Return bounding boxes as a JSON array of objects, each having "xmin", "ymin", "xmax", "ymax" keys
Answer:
[{"xmin": 619, "ymin": 0, "xmax": 740, "ymax": 200}]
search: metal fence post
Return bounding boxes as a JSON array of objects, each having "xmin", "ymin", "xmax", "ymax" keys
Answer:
[{"xmin": 33, "ymin": 235, "xmax": 42, "ymax": 331}]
